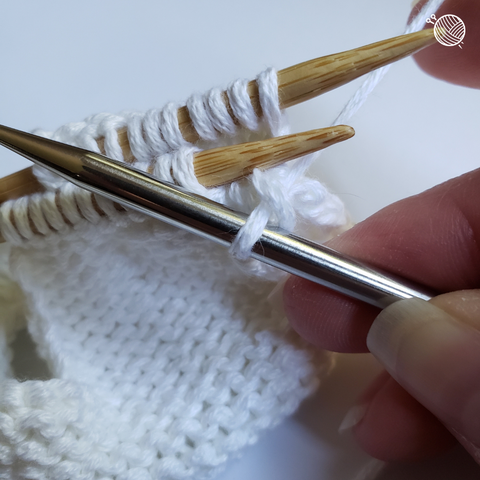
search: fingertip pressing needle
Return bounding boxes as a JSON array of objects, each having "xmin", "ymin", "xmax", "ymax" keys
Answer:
[
  {"xmin": 0, "ymin": 125, "xmax": 435, "ymax": 308},
  {"xmin": 0, "ymin": 29, "xmax": 436, "ymax": 201}
]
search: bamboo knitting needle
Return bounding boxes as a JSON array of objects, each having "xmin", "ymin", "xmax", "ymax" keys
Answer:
[
  {"xmin": 193, "ymin": 125, "xmax": 354, "ymax": 186},
  {"xmin": 162, "ymin": 28, "xmax": 436, "ymax": 143},
  {"xmin": 0, "ymin": 126, "xmax": 353, "ymax": 204},
  {"xmin": 0, "ymin": 125, "xmax": 354, "ymax": 243},
  {"xmin": 0, "ymin": 29, "xmax": 436, "ymax": 202}
]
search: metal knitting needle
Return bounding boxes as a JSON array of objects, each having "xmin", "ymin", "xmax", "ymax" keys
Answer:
[{"xmin": 0, "ymin": 125, "xmax": 434, "ymax": 309}]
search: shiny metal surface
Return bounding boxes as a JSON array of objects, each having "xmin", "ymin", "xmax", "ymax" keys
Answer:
[{"xmin": 0, "ymin": 125, "xmax": 434, "ymax": 308}]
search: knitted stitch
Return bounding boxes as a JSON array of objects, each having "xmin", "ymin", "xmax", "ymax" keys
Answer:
[
  {"xmin": 0, "ymin": 1, "xmax": 447, "ymax": 475},
  {"xmin": 0, "ymin": 68, "xmax": 346, "ymax": 480},
  {"xmin": 3, "ymin": 68, "xmax": 346, "ymax": 262}
]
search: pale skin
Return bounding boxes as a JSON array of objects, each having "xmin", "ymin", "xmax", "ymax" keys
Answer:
[{"xmin": 283, "ymin": 0, "xmax": 480, "ymax": 463}]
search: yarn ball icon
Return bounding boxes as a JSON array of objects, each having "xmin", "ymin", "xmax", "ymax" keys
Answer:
[{"xmin": 428, "ymin": 14, "xmax": 466, "ymax": 47}]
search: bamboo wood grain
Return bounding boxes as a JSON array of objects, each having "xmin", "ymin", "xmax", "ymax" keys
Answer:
[
  {"xmin": 0, "ymin": 126, "xmax": 354, "ymax": 243},
  {"xmin": 0, "ymin": 29, "xmax": 436, "ymax": 204},
  {"xmin": 193, "ymin": 125, "xmax": 354, "ymax": 187}
]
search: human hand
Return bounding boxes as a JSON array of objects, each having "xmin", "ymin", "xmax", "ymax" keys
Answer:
[
  {"xmin": 411, "ymin": 0, "xmax": 480, "ymax": 89},
  {"xmin": 283, "ymin": 0, "xmax": 480, "ymax": 463}
]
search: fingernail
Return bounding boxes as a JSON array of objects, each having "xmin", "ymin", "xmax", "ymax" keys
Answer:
[
  {"xmin": 368, "ymin": 295, "xmax": 480, "ymax": 454},
  {"xmin": 338, "ymin": 404, "xmax": 367, "ymax": 434},
  {"xmin": 366, "ymin": 298, "xmax": 480, "ymax": 425},
  {"xmin": 354, "ymin": 459, "xmax": 387, "ymax": 480},
  {"xmin": 367, "ymin": 298, "xmax": 456, "ymax": 378}
]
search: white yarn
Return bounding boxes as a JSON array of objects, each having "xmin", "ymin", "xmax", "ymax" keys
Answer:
[
  {"xmin": 0, "ymin": 4, "xmax": 445, "ymax": 476},
  {"xmin": 0, "ymin": 220, "xmax": 332, "ymax": 480},
  {"xmin": 334, "ymin": 0, "xmax": 446, "ymax": 125},
  {"xmin": 4, "ymin": 67, "xmax": 347, "ymax": 264},
  {"xmin": 226, "ymin": 79, "xmax": 259, "ymax": 132},
  {"xmin": 0, "ymin": 67, "xmax": 347, "ymax": 480}
]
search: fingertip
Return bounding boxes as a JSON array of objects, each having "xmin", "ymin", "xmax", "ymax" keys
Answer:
[
  {"xmin": 285, "ymin": 169, "xmax": 480, "ymax": 354},
  {"xmin": 283, "ymin": 275, "xmax": 378, "ymax": 353},
  {"xmin": 410, "ymin": 0, "xmax": 480, "ymax": 88},
  {"xmin": 353, "ymin": 374, "xmax": 456, "ymax": 461},
  {"xmin": 367, "ymin": 294, "xmax": 480, "ymax": 457}
]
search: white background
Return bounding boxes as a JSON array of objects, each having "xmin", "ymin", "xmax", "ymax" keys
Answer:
[{"xmin": 1, "ymin": 1, "xmax": 479, "ymax": 478}]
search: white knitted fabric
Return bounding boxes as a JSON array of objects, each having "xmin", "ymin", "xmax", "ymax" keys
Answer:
[
  {"xmin": 0, "ymin": 68, "xmax": 347, "ymax": 480},
  {"xmin": 0, "ymin": 3, "xmax": 445, "ymax": 476}
]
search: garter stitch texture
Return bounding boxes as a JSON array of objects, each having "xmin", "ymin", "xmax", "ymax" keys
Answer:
[{"xmin": 0, "ymin": 68, "xmax": 347, "ymax": 480}]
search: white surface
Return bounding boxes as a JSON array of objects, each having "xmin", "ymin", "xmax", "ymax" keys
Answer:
[{"xmin": 1, "ymin": 0, "xmax": 479, "ymax": 478}]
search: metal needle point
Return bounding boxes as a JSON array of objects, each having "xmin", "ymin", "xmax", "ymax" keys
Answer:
[{"xmin": 0, "ymin": 125, "xmax": 435, "ymax": 309}]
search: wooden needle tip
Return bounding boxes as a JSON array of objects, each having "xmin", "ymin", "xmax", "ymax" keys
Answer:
[
  {"xmin": 334, "ymin": 125, "xmax": 355, "ymax": 139},
  {"xmin": 195, "ymin": 125, "xmax": 355, "ymax": 187}
]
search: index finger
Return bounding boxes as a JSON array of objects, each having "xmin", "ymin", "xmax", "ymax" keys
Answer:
[
  {"xmin": 283, "ymin": 168, "xmax": 480, "ymax": 352},
  {"xmin": 412, "ymin": 0, "xmax": 480, "ymax": 88}
]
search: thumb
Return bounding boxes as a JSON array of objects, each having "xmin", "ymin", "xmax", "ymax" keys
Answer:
[{"xmin": 367, "ymin": 290, "xmax": 480, "ymax": 460}]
